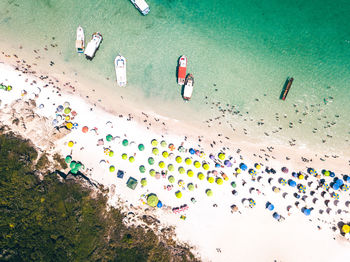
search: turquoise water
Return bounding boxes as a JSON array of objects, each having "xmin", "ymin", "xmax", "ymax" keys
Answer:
[{"xmin": 1, "ymin": 0, "xmax": 350, "ymax": 153}]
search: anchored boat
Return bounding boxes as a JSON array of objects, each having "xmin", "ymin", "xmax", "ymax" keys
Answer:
[
  {"xmin": 75, "ymin": 26, "xmax": 85, "ymax": 53},
  {"xmin": 130, "ymin": 0, "xmax": 150, "ymax": 15},
  {"xmin": 115, "ymin": 55, "xmax": 127, "ymax": 87},
  {"xmin": 84, "ymin": 32, "xmax": 103, "ymax": 59},
  {"xmin": 281, "ymin": 77, "xmax": 294, "ymax": 101},
  {"xmin": 183, "ymin": 74, "xmax": 194, "ymax": 101},
  {"xmin": 177, "ymin": 55, "xmax": 187, "ymax": 85}
]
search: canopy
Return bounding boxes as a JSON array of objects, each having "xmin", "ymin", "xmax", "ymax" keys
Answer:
[
  {"xmin": 208, "ymin": 177, "xmax": 214, "ymax": 183},
  {"xmin": 126, "ymin": 177, "xmax": 138, "ymax": 190},
  {"xmin": 187, "ymin": 183, "xmax": 194, "ymax": 191},
  {"xmin": 168, "ymin": 164, "xmax": 174, "ymax": 171},
  {"xmin": 239, "ymin": 163, "xmax": 247, "ymax": 171},
  {"xmin": 168, "ymin": 176, "xmax": 175, "ymax": 183},
  {"xmin": 161, "ymin": 140, "xmax": 167, "ymax": 147},
  {"xmin": 175, "ymin": 191, "xmax": 182, "ymax": 198},
  {"xmin": 148, "ymin": 157, "xmax": 155, "ymax": 165},
  {"xmin": 122, "ymin": 153, "xmax": 128, "ymax": 160},
  {"xmin": 152, "ymin": 148, "xmax": 159, "ymax": 155},
  {"xmin": 178, "ymin": 167, "xmax": 185, "ymax": 174},
  {"xmin": 65, "ymin": 155, "xmax": 72, "ymax": 164},
  {"xmin": 162, "ymin": 151, "xmax": 169, "ymax": 158},
  {"xmin": 194, "ymin": 161, "xmax": 201, "ymax": 168},
  {"xmin": 185, "ymin": 158, "xmax": 192, "ymax": 165},
  {"xmin": 64, "ymin": 107, "xmax": 71, "ymax": 114},
  {"xmin": 109, "ymin": 165, "xmax": 115, "ymax": 172},
  {"xmin": 129, "ymin": 156, "xmax": 135, "ymax": 163},
  {"xmin": 122, "ymin": 139, "xmax": 128, "ymax": 146},
  {"xmin": 151, "ymin": 139, "xmax": 158, "ymax": 146},
  {"xmin": 187, "ymin": 170, "xmax": 194, "ymax": 177},
  {"xmin": 206, "ymin": 189, "xmax": 213, "ymax": 197},
  {"xmin": 138, "ymin": 144, "xmax": 145, "ymax": 151},
  {"xmin": 216, "ymin": 178, "xmax": 223, "ymax": 185},
  {"xmin": 176, "ymin": 156, "xmax": 182, "ymax": 163},
  {"xmin": 147, "ymin": 194, "xmax": 158, "ymax": 207},
  {"xmin": 68, "ymin": 141, "xmax": 74, "ymax": 147},
  {"xmin": 198, "ymin": 173, "xmax": 205, "ymax": 180},
  {"xmin": 218, "ymin": 153, "xmax": 225, "ymax": 160},
  {"xmin": 149, "ymin": 169, "xmax": 156, "ymax": 177},
  {"xmin": 82, "ymin": 126, "xmax": 89, "ymax": 133},
  {"xmin": 158, "ymin": 161, "xmax": 165, "ymax": 168},
  {"xmin": 139, "ymin": 165, "xmax": 146, "ymax": 173}
]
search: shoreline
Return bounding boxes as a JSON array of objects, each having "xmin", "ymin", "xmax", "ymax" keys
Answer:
[{"xmin": 1, "ymin": 49, "xmax": 350, "ymax": 261}]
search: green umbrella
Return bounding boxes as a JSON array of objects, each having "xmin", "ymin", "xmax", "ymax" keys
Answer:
[
  {"xmin": 187, "ymin": 183, "xmax": 195, "ymax": 191},
  {"xmin": 139, "ymin": 165, "xmax": 146, "ymax": 173},
  {"xmin": 138, "ymin": 144, "xmax": 145, "ymax": 151},
  {"xmin": 109, "ymin": 165, "xmax": 115, "ymax": 172},
  {"xmin": 178, "ymin": 146, "xmax": 185, "ymax": 152},
  {"xmin": 161, "ymin": 140, "xmax": 167, "ymax": 147},
  {"xmin": 178, "ymin": 167, "xmax": 185, "ymax": 174},
  {"xmin": 216, "ymin": 177, "xmax": 223, "ymax": 185},
  {"xmin": 208, "ymin": 177, "xmax": 214, "ymax": 183},
  {"xmin": 206, "ymin": 189, "xmax": 213, "ymax": 197},
  {"xmin": 65, "ymin": 155, "xmax": 72, "ymax": 164},
  {"xmin": 147, "ymin": 194, "xmax": 158, "ymax": 207},
  {"xmin": 148, "ymin": 157, "xmax": 155, "ymax": 165},
  {"xmin": 64, "ymin": 107, "xmax": 71, "ymax": 114},
  {"xmin": 168, "ymin": 164, "xmax": 174, "ymax": 171},
  {"xmin": 323, "ymin": 170, "xmax": 330, "ymax": 176},
  {"xmin": 168, "ymin": 175, "xmax": 175, "ymax": 183},
  {"xmin": 162, "ymin": 151, "xmax": 169, "ymax": 158},
  {"xmin": 70, "ymin": 161, "xmax": 76, "ymax": 169},
  {"xmin": 122, "ymin": 153, "xmax": 127, "ymax": 160},
  {"xmin": 218, "ymin": 153, "xmax": 225, "ymax": 160},
  {"xmin": 122, "ymin": 139, "xmax": 129, "ymax": 146},
  {"xmin": 175, "ymin": 191, "xmax": 182, "ymax": 198},
  {"xmin": 152, "ymin": 148, "xmax": 159, "ymax": 155},
  {"xmin": 109, "ymin": 151, "xmax": 114, "ymax": 157},
  {"xmin": 198, "ymin": 173, "xmax": 205, "ymax": 180},
  {"xmin": 231, "ymin": 181, "xmax": 237, "ymax": 188},
  {"xmin": 194, "ymin": 161, "xmax": 201, "ymax": 168},
  {"xmin": 185, "ymin": 158, "xmax": 192, "ymax": 165},
  {"xmin": 176, "ymin": 156, "xmax": 182, "ymax": 163},
  {"xmin": 151, "ymin": 139, "xmax": 158, "ymax": 146},
  {"xmin": 187, "ymin": 170, "xmax": 194, "ymax": 177},
  {"xmin": 159, "ymin": 161, "xmax": 165, "ymax": 169},
  {"xmin": 129, "ymin": 156, "xmax": 135, "ymax": 163},
  {"xmin": 106, "ymin": 134, "xmax": 113, "ymax": 142},
  {"xmin": 149, "ymin": 169, "xmax": 156, "ymax": 177},
  {"xmin": 203, "ymin": 163, "xmax": 210, "ymax": 170},
  {"xmin": 141, "ymin": 178, "xmax": 147, "ymax": 187}
]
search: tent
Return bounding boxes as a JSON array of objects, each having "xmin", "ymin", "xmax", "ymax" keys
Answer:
[
  {"xmin": 117, "ymin": 170, "xmax": 124, "ymax": 179},
  {"xmin": 147, "ymin": 194, "xmax": 158, "ymax": 207},
  {"xmin": 126, "ymin": 177, "xmax": 138, "ymax": 190}
]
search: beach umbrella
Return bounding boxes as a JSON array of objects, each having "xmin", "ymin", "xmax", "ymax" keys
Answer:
[
  {"xmin": 282, "ymin": 167, "xmax": 289, "ymax": 173},
  {"xmin": 206, "ymin": 189, "xmax": 213, "ymax": 197},
  {"xmin": 216, "ymin": 177, "xmax": 223, "ymax": 185},
  {"xmin": 64, "ymin": 107, "xmax": 71, "ymax": 114},
  {"xmin": 303, "ymin": 208, "xmax": 311, "ymax": 216},
  {"xmin": 169, "ymin": 144, "xmax": 175, "ymax": 151},
  {"xmin": 185, "ymin": 158, "xmax": 192, "ymax": 165},
  {"xmin": 298, "ymin": 184, "xmax": 306, "ymax": 193},
  {"xmin": 308, "ymin": 168, "xmax": 315, "ymax": 174},
  {"xmin": 82, "ymin": 126, "xmax": 88, "ymax": 133},
  {"xmin": 288, "ymin": 179, "xmax": 296, "ymax": 187},
  {"xmin": 138, "ymin": 144, "xmax": 145, "ymax": 151},
  {"xmin": 335, "ymin": 179, "xmax": 344, "ymax": 186},
  {"xmin": 162, "ymin": 151, "xmax": 169, "ymax": 158},
  {"xmin": 72, "ymin": 123, "xmax": 78, "ymax": 129},
  {"xmin": 187, "ymin": 170, "xmax": 194, "ymax": 177},
  {"xmin": 235, "ymin": 168, "xmax": 241, "ymax": 174},
  {"xmin": 68, "ymin": 141, "xmax": 74, "ymax": 147},
  {"xmin": 322, "ymin": 182, "xmax": 330, "ymax": 190},
  {"xmin": 139, "ymin": 165, "xmax": 146, "ymax": 173},
  {"xmin": 208, "ymin": 177, "xmax": 214, "ymax": 183},
  {"xmin": 109, "ymin": 166, "xmax": 115, "ymax": 172},
  {"xmin": 108, "ymin": 150, "xmax": 114, "ymax": 157},
  {"xmin": 147, "ymin": 194, "xmax": 159, "ymax": 207},
  {"xmin": 239, "ymin": 163, "xmax": 247, "ymax": 171},
  {"xmin": 149, "ymin": 169, "xmax": 156, "ymax": 177},
  {"xmin": 175, "ymin": 191, "xmax": 182, "ymax": 198},
  {"xmin": 279, "ymin": 178, "xmax": 287, "ymax": 186},
  {"xmin": 57, "ymin": 105, "xmax": 64, "ymax": 112},
  {"xmin": 56, "ymin": 115, "xmax": 62, "ymax": 121},
  {"xmin": 178, "ymin": 146, "xmax": 185, "ymax": 152},
  {"xmin": 342, "ymin": 225, "xmax": 350, "ymax": 234},
  {"xmin": 224, "ymin": 160, "xmax": 232, "ymax": 167},
  {"xmin": 203, "ymin": 163, "xmax": 210, "ymax": 170},
  {"xmin": 141, "ymin": 178, "xmax": 147, "ymax": 187},
  {"xmin": 341, "ymin": 184, "xmax": 349, "ymax": 192},
  {"xmin": 249, "ymin": 199, "xmax": 256, "ymax": 208},
  {"xmin": 189, "ymin": 148, "xmax": 195, "ymax": 154},
  {"xmin": 178, "ymin": 167, "xmax": 185, "ymax": 174},
  {"xmin": 65, "ymin": 115, "xmax": 71, "ymax": 121},
  {"xmin": 66, "ymin": 122, "xmax": 73, "ymax": 129},
  {"xmin": 273, "ymin": 212, "xmax": 281, "ymax": 220},
  {"xmin": 187, "ymin": 183, "xmax": 195, "ymax": 191},
  {"xmin": 273, "ymin": 187, "xmax": 280, "ymax": 193},
  {"xmin": 198, "ymin": 173, "xmax": 205, "ymax": 180},
  {"xmin": 52, "ymin": 119, "xmax": 58, "ymax": 126},
  {"xmin": 122, "ymin": 153, "xmax": 127, "ymax": 160},
  {"xmin": 161, "ymin": 140, "xmax": 167, "ymax": 147},
  {"xmin": 157, "ymin": 200, "xmax": 163, "ymax": 208},
  {"xmin": 159, "ymin": 161, "xmax": 165, "ymax": 169},
  {"xmin": 231, "ymin": 182, "xmax": 236, "ymax": 188},
  {"xmin": 151, "ymin": 139, "xmax": 158, "ymax": 146},
  {"xmin": 168, "ymin": 176, "xmax": 175, "ymax": 183},
  {"xmin": 255, "ymin": 163, "xmax": 261, "ymax": 170},
  {"xmin": 122, "ymin": 139, "xmax": 128, "ymax": 146},
  {"xmin": 193, "ymin": 161, "xmax": 201, "ymax": 168},
  {"xmin": 332, "ymin": 192, "xmax": 339, "ymax": 200},
  {"xmin": 218, "ymin": 153, "xmax": 225, "ymax": 160},
  {"xmin": 176, "ymin": 156, "xmax": 182, "ymax": 163},
  {"xmin": 63, "ymin": 101, "xmax": 70, "ymax": 107},
  {"xmin": 323, "ymin": 170, "xmax": 330, "ymax": 176},
  {"xmin": 266, "ymin": 202, "xmax": 274, "ymax": 211},
  {"xmin": 332, "ymin": 183, "xmax": 340, "ymax": 190},
  {"xmin": 330, "ymin": 172, "xmax": 335, "ymax": 178},
  {"xmin": 129, "ymin": 156, "xmax": 135, "ymax": 163},
  {"xmin": 168, "ymin": 164, "xmax": 174, "ymax": 171},
  {"xmin": 345, "ymin": 176, "xmax": 350, "ymax": 183},
  {"xmin": 152, "ymin": 148, "xmax": 159, "ymax": 155},
  {"xmin": 298, "ymin": 174, "xmax": 304, "ymax": 180},
  {"xmin": 249, "ymin": 169, "xmax": 257, "ymax": 176},
  {"xmin": 209, "ymin": 154, "xmax": 215, "ymax": 161},
  {"xmin": 148, "ymin": 157, "xmax": 155, "ymax": 165},
  {"xmin": 65, "ymin": 155, "xmax": 72, "ymax": 164}
]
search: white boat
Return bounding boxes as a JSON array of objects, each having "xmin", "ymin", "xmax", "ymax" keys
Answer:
[
  {"xmin": 84, "ymin": 32, "xmax": 103, "ymax": 59},
  {"xmin": 183, "ymin": 74, "xmax": 194, "ymax": 101},
  {"xmin": 130, "ymin": 0, "xmax": 150, "ymax": 15},
  {"xmin": 75, "ymin": 26, "xmax": 84, "ymax": 53},
  {"xmin": 114, "ymin": 55, "xmax": 127, "ymax": 87}
]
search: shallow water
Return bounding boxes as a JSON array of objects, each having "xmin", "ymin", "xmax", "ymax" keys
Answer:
[{"xmin": 1, "ymin": 0, "xmax": 350, "ymax": 153}]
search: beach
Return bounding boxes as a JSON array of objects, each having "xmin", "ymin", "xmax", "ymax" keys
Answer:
[{"xmin": 1, "ymin": 47, "xmax": 350, "ymax": 262}]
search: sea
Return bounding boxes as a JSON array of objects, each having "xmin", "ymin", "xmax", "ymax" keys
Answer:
[{"xmin": 1, "ymin": 0, "xmax": 350, "ymax": 154}]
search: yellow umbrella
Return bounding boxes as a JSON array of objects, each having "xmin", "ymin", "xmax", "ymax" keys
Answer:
[
  {"xmin": 185, "ymin": 158, "xmax": 192, "ymax": 165},
  {"xmin": 208, "ymin": 177, "xmax": 214, "ymax": 183},
  {"xmin": 218, "ymin": 153, "xmax": 225, "ymax": 160},
  {"xmin": 65, "ymin": 115, "xmax": 70, "ymax": 121},
  {"xmin": 236, "ymin": 168, "xmax": 241, "ymax": 174},
  {"xmin": 187, "ymin": 170, "xmax": 194, "ymax": 177},
  {"xmin": 342, "ymin": 224, "xmax": 350, "ymax": 234},
  {"xmin": 176, "ymin": 156, "xmax": 182, "ymax": 163},
  {"xmin": 162, "ymin": 151, "xmax": 169, "ymax": 158},
  {"xmin": 178, "ymin": 167, "xmax": 185, "ymax": 174},
  {"xmin": 203, "ymin": 163, "xmax": 210, "ymax": 170},
  {"xmin": 216, "ymin": 178, "xmax": 223, "ymax": 185},
  {"xmin": 68, "ymin": 141, "xmax": 74, "ymax": 147},
  {"xmin": 298, "ymin": 174, "xmax": 304, "ymax": 180},
  {"xmin": 151, "ymin": 139, "xmax": 158, "ymax": 146},
  {"xmin": 255, "ymin": 163, "xmax": 261, "ymax": 170},
  {"xmin": 175, "ymin": 191, "xmax": 182, "ymax": 198},
  {"xmin": 198, "ymin": 173, "xmax": 205, "ymax": 180},
  {"xmin": 66, "ymin": 122, "xmax": 73, "ymax": 129},
  {"xmin": 194, "ymin": 161, "xmax": 201, "ymax": 168},
  {"xmin": 159, "ymin": 161, "xmax": 165, "ymax": 169}
]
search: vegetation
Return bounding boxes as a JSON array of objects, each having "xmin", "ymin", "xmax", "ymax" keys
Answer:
[{"xmin": 0, "ymin": 132, "xmax": 198, "ymax": 261}]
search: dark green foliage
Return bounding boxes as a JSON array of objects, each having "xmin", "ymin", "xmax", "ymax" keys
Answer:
[
  {"xmin": 53, "ymin": 153, "xmax": 68, "ymax": 169},
  {"xmin": 0, "ymin": 133, "xmax": 197, "ymax": 262}
]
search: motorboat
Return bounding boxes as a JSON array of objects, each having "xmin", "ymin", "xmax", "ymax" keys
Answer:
[
  {"xmin": 84, "ymin": 32, "xmax": 103, "ymax": 59},
  {"xmin": 183, "ymin": 74, "xmax": 194, "ymax": 101},
  {"xmin": 75, "ymin": 26, "xmax": 84, "ymax": 53},
  {"xmin": 130, "ymin": 0, "xmax": 150, "ymax": 15},
  {"xmin": 177, "ymin": 55, "xmax": 187, "ymax": 85},
  {"xmin": 281, "ymin": 77, "xmax": 294, "ymax": 101},
  {"xmin": 115, "ymin": 55, "xmax": 127, "ymax": 87}
]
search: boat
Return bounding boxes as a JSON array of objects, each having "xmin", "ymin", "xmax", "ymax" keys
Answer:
[
  {"xmin": 183, "ymin": 74, "xmax": 194, "ymax": 101},
  {"xmin": 281, "ymin": 77, "xmax": 294, "ymax": 101},
  {"xmin": 75, "ymin": 26, "xmax": 85, "ymax": 53},
  {"xmin": 84, "ymin": 32, "xmax": 103, "ymax": 59},
  {"xmin": 177, "ymin": 55, "xmax": 187, "ymax": 85},
  {"xmin": 115, "ymin": 55, "xmax": 127, "ymax": 87},
  {"xmin": 130, "ymin": 0, "xmax": 150, "ymax": 15}
]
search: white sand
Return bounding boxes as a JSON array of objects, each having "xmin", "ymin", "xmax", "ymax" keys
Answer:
[{"xmin": 1, "ymin": 58, "xmax": 350, "ymax": 262}]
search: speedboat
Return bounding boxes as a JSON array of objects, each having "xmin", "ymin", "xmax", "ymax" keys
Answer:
[
  {"xmin": 130, "ymin": 0, "xmax": 150, "ymax": 15},
  {"xmin": 75, "ymin": 26, "xmax": 84, "ymax": 53},
  {"xmin": 183, "ymin": 74, "xmax": 194, "ymax": 101},
  {"xmin": 115, "ymin": 55, "xmax": 127, "ymax": 87},
  {"xmin": 84, "ymin": 32, "xmax": 103, "ymax": 59},
  {"xmin": 177, "ymin": 55, "xmax": 187, "ymax": 85}
]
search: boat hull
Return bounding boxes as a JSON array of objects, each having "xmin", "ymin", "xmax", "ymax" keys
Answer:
[
  {"xmin": 183, "ymin": 74, "xmax": 194, "ymax": 100},
  {"xmin": 177, "ymin": 55, "xmax": 187, "ymax": 85},
  {"xmin": 115, "ymin": 55, "xmax": 127, "ymax": 87}
]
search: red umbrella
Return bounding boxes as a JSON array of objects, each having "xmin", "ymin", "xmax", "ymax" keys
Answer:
[
  {"xmin": 82, "ymin": 126, "xmax": 89, "ymax": 133},
  {"xmin": 71, "ymin": 111, "xmax": 77, "ymax": 116},
  {"xmin": 282, "ymin": 167, "xmax": 289, "ymax": 173}
]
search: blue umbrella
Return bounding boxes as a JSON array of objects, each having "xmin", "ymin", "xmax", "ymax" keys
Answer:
[
  {"xmin": 292, "ymin": 172, "xmax": 298, "ymax": 178},
  {"xmin": 52, "ymin": 119, "xmax": 58, "ymax": 126},
  {"xmin": 224, "ymin": 160, "xmax": 232, "ymax": 167},
  {"xmin": 57, "ymin": 105, "xmax": 64, "ymax": 112},
  {"xmin": 303, "ymin": 208, "xmax": 311, "ymax": 216},
  {"xmin": 288, "ymin": 179, "xmax": 296, "ymax": 187},
  {"xmin": 215, "ymin": 163, "xmax": 221, "ymax": 168},
  {"xmin": 273, "ymin": 212, "xmax": 281, "ymax": 220},
  {"xmin": 335, "ymin": 179, "xmax": 344, "ymax": 186},
  {"xmin": 189, "ymin": 148, "xmax": 195, "ymax": 155},
  {"xmin": 240, "ymin": 163, "xmax": 247, "ymax": 171},
  {"xmin": 330, "ymin": 172, "xmax": 335, "ymax": 178},
  {"xmin": 266, "ymin": 202, "xmax": 274, "ymax": 211},
  {"xmin": 345, "ymin": 175, "xmax": 350, "ymax": 183},
  {"xmin": 332, "ymin": 183, "xmax": 340, "ymax": 190},
  {"xmin": 157, "ymin": 200, "xmax": 163, "ymax": 208}
]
